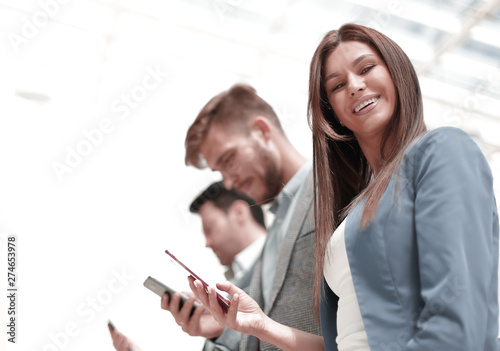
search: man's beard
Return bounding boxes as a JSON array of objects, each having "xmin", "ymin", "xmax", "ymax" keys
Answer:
[{"xmin": 256, "ymin": 143, "xmax": 282, "ymax": 204}]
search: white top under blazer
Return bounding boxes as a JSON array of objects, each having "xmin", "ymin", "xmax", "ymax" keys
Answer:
[{"xmin": 324, "ymin": 219, "xmax": 370, "ymax": 350}]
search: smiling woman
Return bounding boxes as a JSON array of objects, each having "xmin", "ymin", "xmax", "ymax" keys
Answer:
[{"xmin": 309, "ymin": 23, "xmax": 499, "ymax": 351}]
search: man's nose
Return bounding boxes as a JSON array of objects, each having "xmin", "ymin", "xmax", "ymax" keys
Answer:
[{"xmin": 222, "ymin": 172, "xmax": 236, "ymax": 190}]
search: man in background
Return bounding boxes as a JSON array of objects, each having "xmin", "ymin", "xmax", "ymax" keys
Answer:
[
  {"xmin": 180, "ymin": 84, "xmax": 320, "ymax": 350},
  {"xmin": 162, "ymin": 181, "xmax": 266, "ymax": 351},
  {"xmin": 189, "ymin": 181, "xmax": 266, "ymax": 292}
]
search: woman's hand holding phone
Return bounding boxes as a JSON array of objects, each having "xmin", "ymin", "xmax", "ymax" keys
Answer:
[
  {"xmin": 188, "ymin": 277, "xmax": 268, "ymax": 337},
  {"xmin": 165, "ymin": 250, "xmax": 231, "ymax": 313}
]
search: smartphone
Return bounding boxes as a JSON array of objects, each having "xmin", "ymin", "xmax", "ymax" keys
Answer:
[
  {"xmin": 165, "ymin": 249, "xmax": 230, "ymax": 313},
  {"xmin": 143, "ymin": 276, "xmax": 198, "ymax": 316}
]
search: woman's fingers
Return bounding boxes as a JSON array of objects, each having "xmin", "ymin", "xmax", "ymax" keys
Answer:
[
  {"xmin": 182, "ymin": 290, "xmax": 199, "ymax": 302},
  {"xmin": 216, "ymin": 281, "xmax": 241, "ymax": 296},
  {"xmin": 226, "ymin": 293, "xmax": 239, "ymax": 328},
  {"xmin": 207, "ymin": 285, "xmax": 221, "ymax": 313},
  {"xmin": 188, "ymin": 276, "xmax": 208, "ymax": 305}
]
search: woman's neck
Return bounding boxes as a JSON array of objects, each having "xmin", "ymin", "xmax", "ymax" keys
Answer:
[{"xmin": 357, "ymin": 134, "xmax": 394, "ymax": 177}]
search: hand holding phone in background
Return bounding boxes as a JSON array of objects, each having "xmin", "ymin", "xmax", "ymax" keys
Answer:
[
  {"xmin": 143, "ymin": 276, "xmax": 198, "ymax": 317},
  {"xmin": 107, "ymin": 320, "xmax": 141, "ymax": 351},
  {"xmin": 153, "ymin": 276, "xmax": 225, "ymax": 340}
]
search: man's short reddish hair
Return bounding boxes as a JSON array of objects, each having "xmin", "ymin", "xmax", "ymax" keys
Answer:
[{"xmin": 184, "ymin": 84, "xmax": 283, "ymax": 168}]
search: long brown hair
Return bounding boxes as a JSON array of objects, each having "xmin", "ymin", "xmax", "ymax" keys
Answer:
[{"xmin": 307, "ymin": 24, "xmax": 427, "ymax": 309}]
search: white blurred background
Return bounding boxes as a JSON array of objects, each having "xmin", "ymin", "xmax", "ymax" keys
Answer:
[{"xmin": 0, "ymin": 0, "xmax": 499, "ymax": 350}]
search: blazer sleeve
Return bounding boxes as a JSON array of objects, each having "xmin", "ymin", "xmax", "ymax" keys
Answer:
[{"xmin": 407, "ymin": 127, "xmax": 499, "ymax": 350}]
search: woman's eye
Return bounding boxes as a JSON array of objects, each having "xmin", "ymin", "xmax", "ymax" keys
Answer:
[
  {"xmin": 332, "ymin": 83, "xmax": 344, "ymax": 92},
  {"xmin": 361, "ymin": 64, "xmax": 375, "ymax": 74}
]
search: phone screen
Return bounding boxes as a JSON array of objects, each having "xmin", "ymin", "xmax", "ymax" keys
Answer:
[{"xmin": 165, "ymin": 249, "xmax": 230, "ymax": 313}]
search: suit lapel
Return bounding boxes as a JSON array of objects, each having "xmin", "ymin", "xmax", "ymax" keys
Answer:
[
  {"xmin": 247, "ymin": 254, "xmax": 264, "ymax": 307},
  {"xmin": 264, "ymin": 171, "xmax": 314, "ymax": 314}
]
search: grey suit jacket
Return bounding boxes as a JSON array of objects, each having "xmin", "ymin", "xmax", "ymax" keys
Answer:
[{"xmin": 240, "ymin": 170, "xmax": 321, "ymax": 350}]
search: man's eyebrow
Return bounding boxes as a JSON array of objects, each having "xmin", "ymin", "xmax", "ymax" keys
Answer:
[
  {"xmin": 214, "ymin": 150, "xmax": 231, "ymax": 168},
  {"xmin": 324, "ymin": 54, "xmax": 375, "ymax": 82}
]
